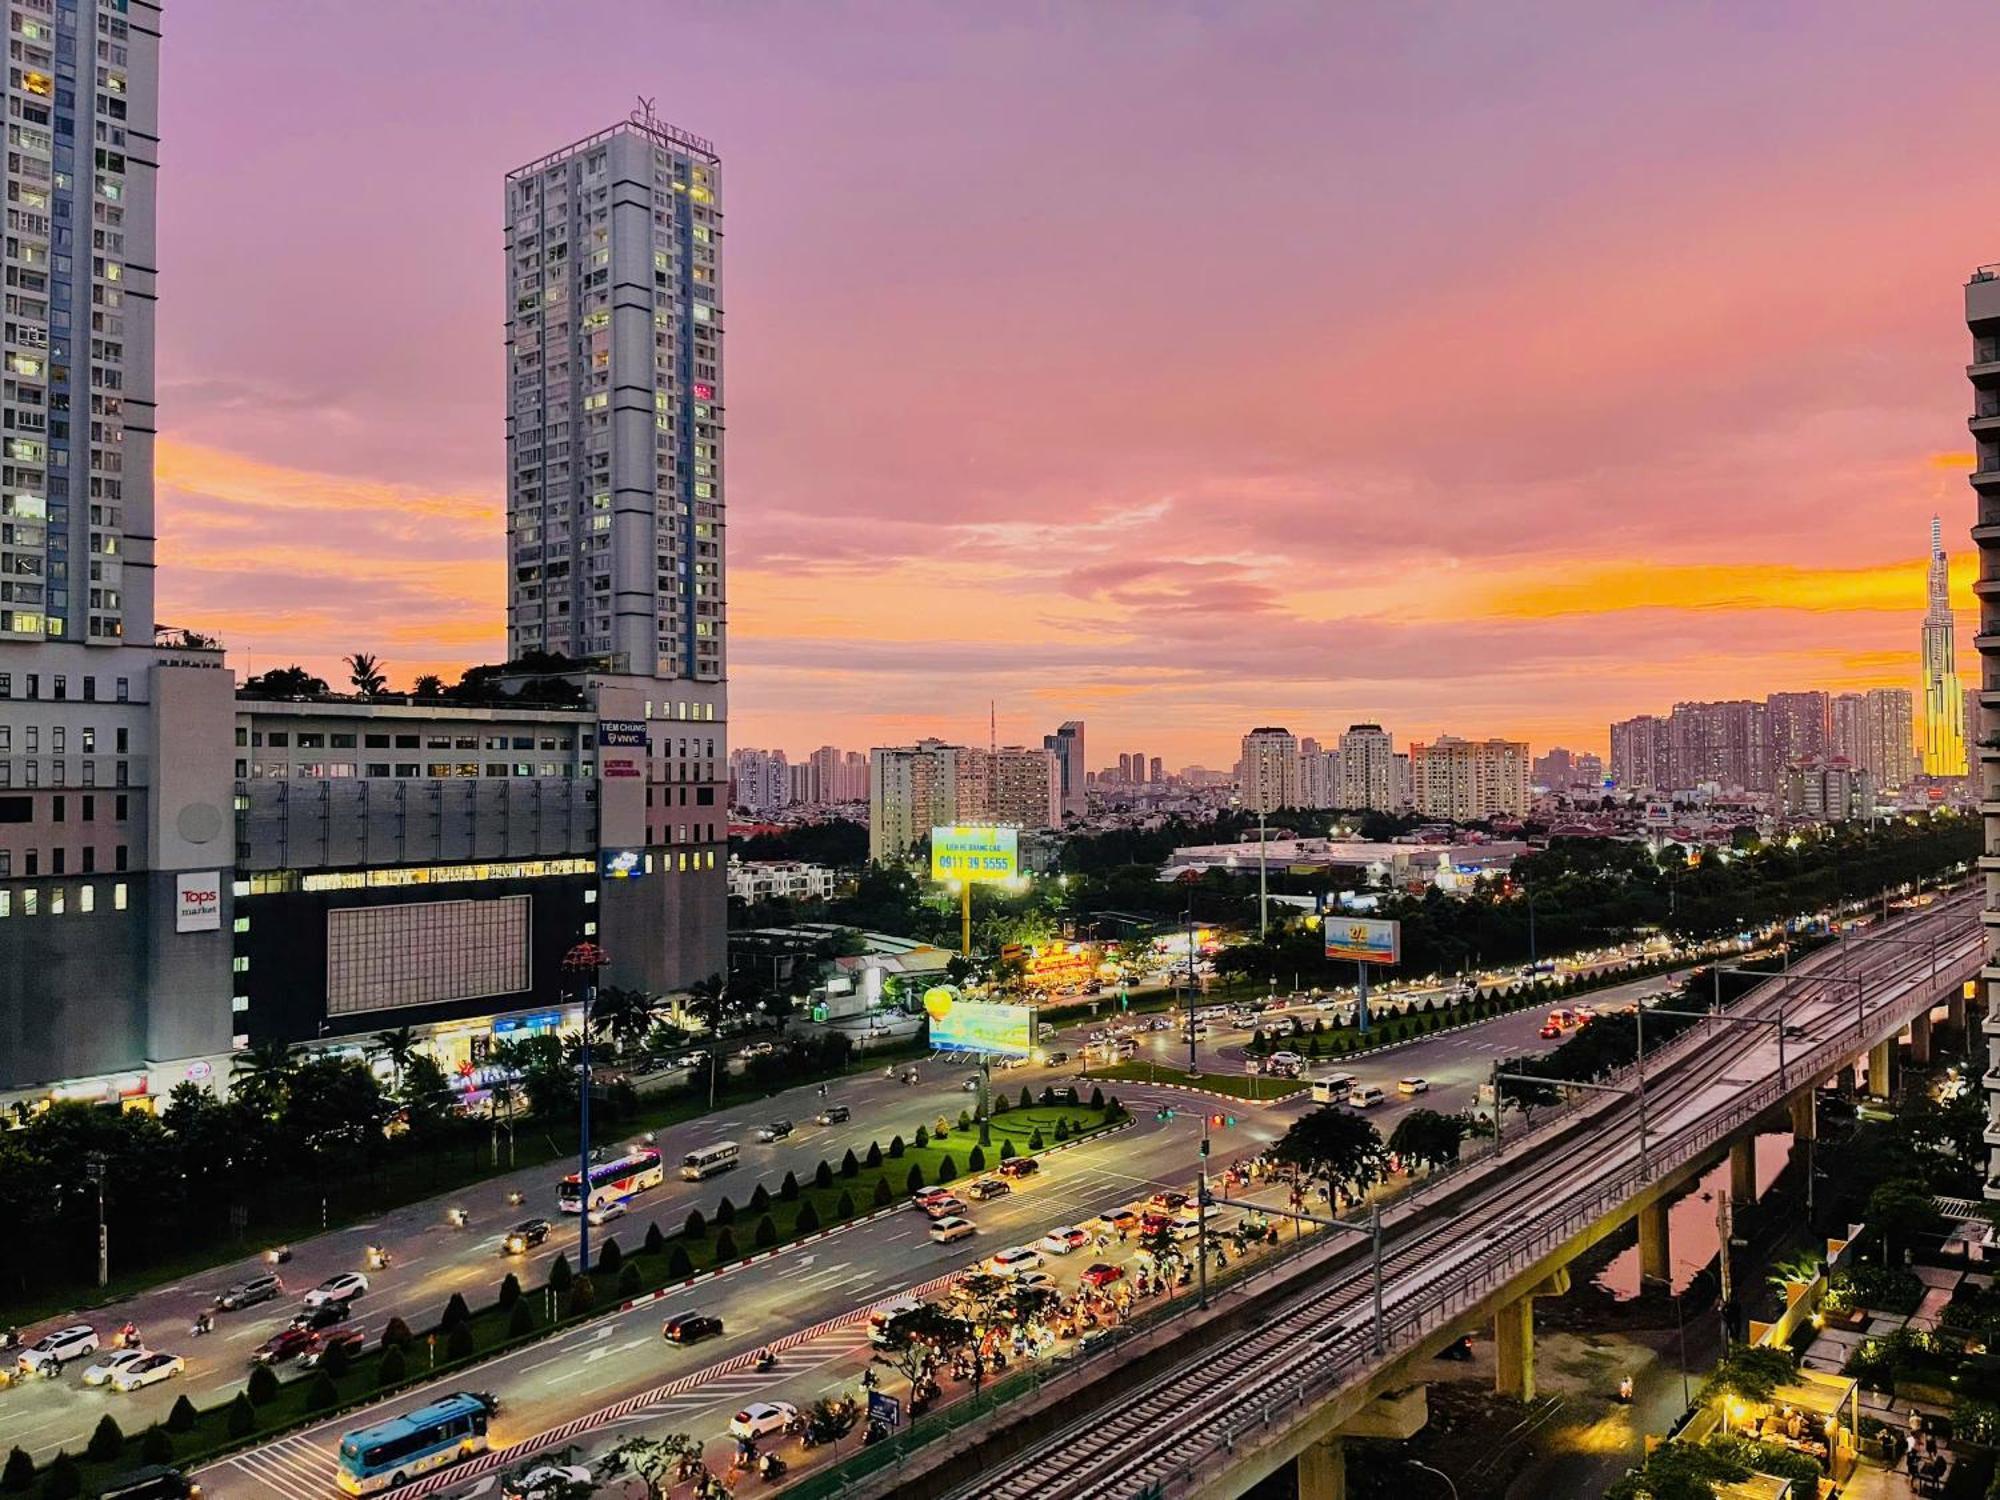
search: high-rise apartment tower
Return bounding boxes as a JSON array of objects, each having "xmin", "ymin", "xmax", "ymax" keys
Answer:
[{"xmin": 505, "ymin": 111, "xmax": 725, "ymax": 680}]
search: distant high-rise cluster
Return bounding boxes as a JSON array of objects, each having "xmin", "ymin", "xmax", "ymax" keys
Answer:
[
  {"xmin": 728, "ymin": 743, "xmax": 866, "ymax": 812},
  {"xmin": 1611, "ymin": 681, "xmax": 1919, "ymax": 795}
]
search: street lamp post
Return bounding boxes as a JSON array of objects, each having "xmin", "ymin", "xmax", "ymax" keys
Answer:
[
  {"xmin": 564, "ymin": 940, "xmax": 610, "ymax": 1288},
  {"xmin": 1183, "ymin": 908, "xmax": 1200, "ymax": 1079}
]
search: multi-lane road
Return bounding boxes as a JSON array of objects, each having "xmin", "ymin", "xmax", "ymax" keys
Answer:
[{"xmin": 54, "ymin": 970, "xmax": 1672, "ymax": 1500}]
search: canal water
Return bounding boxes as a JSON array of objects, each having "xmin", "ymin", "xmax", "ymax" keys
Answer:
[{"xmin": 1595, "ymin": 1130, "xmax": 1792, "ymax": 1298}]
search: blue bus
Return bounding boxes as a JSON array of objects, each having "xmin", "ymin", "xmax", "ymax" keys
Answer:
[{"xmin": 336, "ymin": 1391, "xmax": 494, "ymax": 1494}]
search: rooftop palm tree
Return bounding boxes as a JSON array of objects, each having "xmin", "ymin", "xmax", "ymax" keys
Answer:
[{"xmin": 344, "ymin": 651, "xmax": 387, "ymax": 698}]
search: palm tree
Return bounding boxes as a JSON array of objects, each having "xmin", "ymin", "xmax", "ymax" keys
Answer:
[
  {"xmin": 685, "ymin": 973, "xmax": 729, "ymax": 1109},
  {"xmin": 344, "ymin": 652, "xmax": 387, "ymax": 697},
  {"xmin": 369, "ymin": 1025, "xmax": 419, "ymax": 1091},
  {"xmin": 410, "ymin": 673, "xmax": 444, "ymax": 699},
  {"xmin": 229, "ymin": 1038, "xmax": 298, "ymax": 1119},
  {"xmin": 589, "ymin": 986, "xmax": 657, "ymax": 1057}
]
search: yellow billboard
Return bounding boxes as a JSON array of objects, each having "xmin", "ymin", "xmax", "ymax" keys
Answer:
[{"xmin": 930, "ymin": 825, "xmax": 1020, "ymax": 884}]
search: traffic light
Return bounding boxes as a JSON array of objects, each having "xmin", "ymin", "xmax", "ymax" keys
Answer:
[
  {"xmin": 1206, "ymin": 1114, "xmax": 1236, "ymax": 1129},
  {"xmin": 1155, "ymin": 1105, "xmax": 1178, "ymax": 1122}
]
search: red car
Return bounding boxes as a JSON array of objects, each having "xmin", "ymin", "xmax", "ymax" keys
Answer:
[
  {"xmin": 1147, "ymin": 1191, "xmax": 1189, "ymax": 1213},
  {"xmin": 996, "ymin": 1158, "xmax": 1040, "ymax": 1180},
  {"xmin": 1538, "ymin": 1025, "xmax": 1562, "ymax": 1040},
  {"xmin": 1140, "ymin": 1212, "xmax": 1173, "ymax": 1236},
  {"xmin": 250, "ymin": 1325, "xmax": 319, "ymax": 1365},
  {"xmin": 1081, "ymin": 1263, "xmax": 1126, "ymax": 1288}
]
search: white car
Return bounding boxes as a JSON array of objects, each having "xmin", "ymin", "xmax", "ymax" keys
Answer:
[
  {"xmin": 504, "ymin": 1465, "xmax": 594, "ymax": 1500},
  {"xmin": 928, "ymin": 1216, "xmax": 975, "ymax": 1245},
  {"xmin": 1038, "ymin": 1226, "xmax": 1089, "ymax": 1256},
  {"xmin": 1014, "ymin": 1270, "xmax": 1057, "ymax": 1294},
  {"xmin": 729, "ymin": 1400, "xmax": 799, "ymax": 1441},
  {"xmin": 588, "ymin": 1200, "xmax": 629, "ymax": 1226},
  {"xmin": 302, "ymin": 1272, "xmax": 369, "ymax": 1309},
  {"xmin": 1398, "ymin": 1077, "xmax": 1429, "ymax": 1096},
  {"xmin": 109, "ymin": 1352, "xmax": 184, "ymax": 1392},
  {"xmin": 988, "ymin": 1246, "xmax": 1044, "ymax": 1277},
  {"xmin": 80, "ymin": 1349, "xmax": 150, "ymax": 1387},
  {"xmin": 17, "ymin": 1324, "xmax": 98, "ymax": 1374}
]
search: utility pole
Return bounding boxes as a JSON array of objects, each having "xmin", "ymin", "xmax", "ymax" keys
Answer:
[
  {"xmin": 1257, "ymin": 805, "xmax": 1269, "ymax": 940},
  {"xmin": 1185, "ymin": 909, "xmax": 1201, "ymax": 1078},
  {"xmin": 87, "ymin": 1155, "xmax": 107, "ymax": 1288},
  {"xmin": 564, "ymin": 941, "xmax": 610, "ymax": 1288}
]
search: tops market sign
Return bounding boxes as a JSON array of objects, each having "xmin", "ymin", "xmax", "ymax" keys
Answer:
[{"xmin": 175, "ymin": 871, "xmax": 222, "ymax": 932}]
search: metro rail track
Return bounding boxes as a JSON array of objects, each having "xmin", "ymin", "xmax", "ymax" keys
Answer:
[{"xmin": 950, "ymin": 897, "xmax": 1982, "ymax": 1500}]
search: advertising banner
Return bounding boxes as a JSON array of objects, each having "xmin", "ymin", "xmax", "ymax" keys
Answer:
[
  {"xmin": 922, "ymin": 990, "xmax": 1035, "ymax": 1059},
  {"xmin": 930, "ymin": 825, "xmax": 1020, "ymax": 884},
  {"xmin": 1323, "ymin": 916, "xmax": 1401, "ymax": 966},
  {"xmin": 597, "ymin": 720, "xmax": 648, "ymax": 747}
]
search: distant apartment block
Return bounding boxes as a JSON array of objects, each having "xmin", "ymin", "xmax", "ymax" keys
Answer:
[
  {"xmin": 1408, "ymin": 736, "xmax": 1530, "ymax": 821},
  {"xmin": 1239, "ymin": 726, "xmax": 1300, "ymax": 814},
  {"xmin": 867, "ymin": 739, "xmax": 1058, "ymax": 860}
]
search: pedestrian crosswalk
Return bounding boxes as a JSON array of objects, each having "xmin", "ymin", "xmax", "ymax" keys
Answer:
[
  {"xmin": 605, "ymin": 1327, "xmax": 873, "ymax": 1436},
  {"xmin": 223, "ymin": 1431, "xmax": 339, "ymax": 1500}
]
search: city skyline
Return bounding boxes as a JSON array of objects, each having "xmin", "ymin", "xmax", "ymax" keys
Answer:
[{"xmin": 147, "ymin": 2, "xmax": 1994, "ymax": 765}]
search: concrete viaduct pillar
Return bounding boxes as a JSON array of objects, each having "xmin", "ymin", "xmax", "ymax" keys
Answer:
[
  {"xmin": 1638, "ymin": 1201, "xmax": 1671, "ymax": 1285},
  {"xmin": 1295, "ymin": 1388, "xmax": 1427, "ymax": 1500},
  {"xmin": 1494, "ymin": 1268, "xmax": 1569, "ymax": 1401},
  {"xmin": 1909, "ymin": 1010, "xmax": 1934, "ymax": 1066},
  {"xmin": 1868, "ymin": 1038, "xmax": 1893, "ymax": 1100},
  {"xmin": 1788, "ymin": 1091, "xmax": 1816, "ymax": 1141},
  {"xmin": 1298, "ymin": 1436, "xmax": 1346, "ymax": 1500},
  {"xmin": 1949, "ymin": 988, "xmax": 1968, "ymax": 1032},
  {"xmin": 1729, "ymin": 1137, "xmax": 1757, "ymax": 1206}
]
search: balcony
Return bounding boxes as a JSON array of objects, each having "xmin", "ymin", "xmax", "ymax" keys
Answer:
[
  {"xmin": 1984, "ymin": 1119, "xmax": 2000, "ymax": 1150},
  {"xmin": 1973, "ymin": 466, "xmax": 2000, "ymax": 490},
  {"xmin": 1973, "ymin": 410, "xmax": 2000, "ymax": 438}
]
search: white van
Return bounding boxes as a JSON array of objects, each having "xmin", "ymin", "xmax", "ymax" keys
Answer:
[
  {"xmin": 1311, "ymin": 1074, "xmax": 1357, "ymax": 1104},
  {"xmin": 1347, "ymin": 1084, "xmax": 1386, "ymax": 1108}
]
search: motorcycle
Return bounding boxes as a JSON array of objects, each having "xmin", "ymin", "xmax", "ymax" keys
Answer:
[
  {"xmin": 366, "ymin": 1245, "xmax": 393, "ymax": 1270},
  {"xmin": 754, "ymin": 1350, "xmax": 778, "ymax": 1374},
  {"xmin": 189, "ymin": 1313, "xmax": 214, "ymax": 1338},
  {"xmin": 862, "ymin": 1419, "xmax": 890, "ymax": 1447},
  {"xmin": 115, "ymin": 1323, "xmax": 141, "ymax": 1350},
  {"xmin": 505, "ymin": 1190, "xmax": 526, "ymax": 1207},
  {"xmin": 757, "ymin": 1455, "xmax": 787, "ymax": 1483},
  {"xmin": 265, "ymin": 1245, "xmax": 292, "ymax": 1266}
]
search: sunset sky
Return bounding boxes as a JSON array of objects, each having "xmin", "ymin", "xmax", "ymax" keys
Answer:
[{"xmin": 155, "ymin": 2, "xmax": 1999, "ymax": 766}]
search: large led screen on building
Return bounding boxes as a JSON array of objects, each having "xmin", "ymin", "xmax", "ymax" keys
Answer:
[
  {"xmin": 327, "ymin": 896, "xmax": 531, "ymax": 1014},
  {"xmin": 930, "ymin": 825, "xmax": 1019, "ymax": 884},
  {"xmin": 923, "ymin": 990, "xmax": 1035, "ymax": 1059}
]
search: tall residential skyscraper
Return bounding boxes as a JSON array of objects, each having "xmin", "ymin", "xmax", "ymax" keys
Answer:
[
  {"xmin": 1765, "ymin": 691, "xmax": 1830, "ymax": 768},
  {"xmin": 1830, "ymin": 692, "xmax": 1865, "ymax": 766},
  {"xmin": 1962, "ymin": 263, "xmax": 2000, "ymax": 1194},
  {"xmin": 1608, "ymin": 714, "xmax": 1669, "ymax": 790},
  {"xmin": 1921, "ymin": 514, "xmax": 1965, "ymax": 775},
  {"xmin": 1863, "ymin": 687, "xmax": 1914, "ymax": 788},
  {"xmin": 1041, "ymin": 720, "xmax": 1085, "ymax": 817},
  {"xmin": 505, "ymin": 110, "xmax": 725, "ymax": 681},
  {"xmin": 1239, "ymin": 727, "xmax": 1301, "ymax": 814},
  {"xmin": 3, "ymin": 0, "xmax": 159, "ymax": 646}
]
